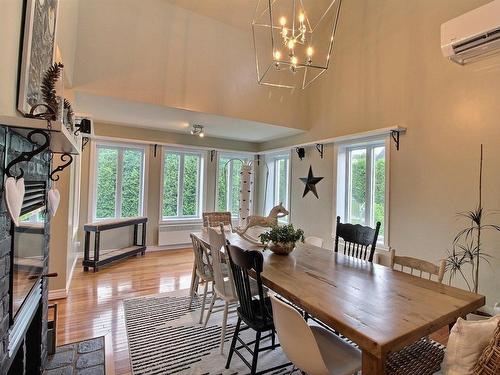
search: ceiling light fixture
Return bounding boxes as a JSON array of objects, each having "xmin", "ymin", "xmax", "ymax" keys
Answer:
[
  {"xmin": 190, "ymin": 124, "xmax": 205, "ymax": 137},
  {"xmin": 252, "ymin": 0, "xmax": 343, "ymax": 89}
]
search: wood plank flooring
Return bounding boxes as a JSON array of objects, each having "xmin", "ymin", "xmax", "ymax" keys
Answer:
[
  {"xmin": 51, "ymin": 248, "xmax": 448, "ymax": 375},
  {"xmin": 51, "ymin": 249, "xmax": 194, "ymax": 375}
]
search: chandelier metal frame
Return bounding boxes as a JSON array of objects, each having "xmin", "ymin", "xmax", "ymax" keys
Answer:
[{"xmin": 252, "ymin": 0, "xmax": 343, "ymax": 89}]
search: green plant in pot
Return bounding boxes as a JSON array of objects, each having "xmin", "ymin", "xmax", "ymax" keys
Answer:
[{"xmin": 259, "ymin": 224, "xmax": 305, "ymax": 255}]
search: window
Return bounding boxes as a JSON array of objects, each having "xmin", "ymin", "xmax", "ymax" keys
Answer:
[
  {"xmin": 93, "ymin": 143, "xmax": 146, "ymax": 220},
  {"xmin": 216, "ymin": 153, "xmax": 252, "ymax": 217},
  {"xmin": 162, "ymin": 149, "xmax": 204, "ymax": 220},
  {"xmin": 336, "ymin": 139, "xmax": 387, "ymax": 243},
  {"xmin": 265, "ymin": 153, "xmax": 290, "ymax": 220}
]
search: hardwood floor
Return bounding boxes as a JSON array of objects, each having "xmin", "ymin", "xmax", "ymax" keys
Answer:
[
  {"xmin": 51, "ymin": 248, "xmax": 448, "ymax": 375},
  {"xmin": 52, "ymin": 249, "xmax": 194, "ymax": 375}
]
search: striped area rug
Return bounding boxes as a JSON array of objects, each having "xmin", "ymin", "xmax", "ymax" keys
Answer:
[
  {"xmin": 123, "ymin": 290, "xmax": 293, "ymax": 375},
  {"xmin": 123, "ymin": 290, "xmax": 446, "ymax": 375}
]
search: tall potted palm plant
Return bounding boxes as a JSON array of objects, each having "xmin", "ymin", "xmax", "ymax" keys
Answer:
[{"xmin": 445, "ymin": 145, "xmax": 500, "ymax": 305}]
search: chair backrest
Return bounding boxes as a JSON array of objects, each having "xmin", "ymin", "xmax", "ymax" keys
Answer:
[
  {"xmin": 202, "ymin": 211, "xmax": 232, "ymax": 230},
  {"xmin": 334, "ymin": 216, "xmax": 380, "ymax": 262},
  {"xmin": 305, "ymin": 236, "xmax": 324, "ymax": 248},
  {"xmin": 207, "ymin": 226, "xmax": 237, "ymax": 299},
  {"xmin": 390, "ymin": 249, "xmax": 446, "ymax": 283},
  {"xmin": 270, "ymin": 295, "xmax": 330, "ymax": 375},
  {"xmin": 190, "ymin": 233, "xmax": 213, "ymax": 280},
  {"xmin": 227, "ymin": 245, "xmax": 268, "ymax": 323}
]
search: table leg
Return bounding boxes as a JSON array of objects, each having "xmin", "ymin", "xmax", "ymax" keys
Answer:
[
  {"xmin": 83, "ymin": 231, "xmax": 90, "ymax": 271},
  {"xmin": 362, "ymin": 351, "xmax": 385, "ymax": 375}
]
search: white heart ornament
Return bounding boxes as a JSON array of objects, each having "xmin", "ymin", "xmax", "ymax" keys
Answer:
[
  {"xmin": 48, "ymin": 188, "xmax": 60, "ymax": 217},
  {"xmin": 5, "ymin": 177, "xmax": 25, "ymax": 227}
]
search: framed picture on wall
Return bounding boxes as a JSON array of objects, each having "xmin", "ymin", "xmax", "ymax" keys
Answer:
[{"xmin": 18, "ymin": 0, "xmax": 60, "ymax": 115}]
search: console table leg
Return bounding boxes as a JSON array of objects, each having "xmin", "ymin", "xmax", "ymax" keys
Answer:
[
  {"xmin": 83, "ymin": 231, "xmax": 90, "ymax": 272},
  {"xmin": 133, "ymin": 224, "xmax": 138, "ymax": 246},
  {"xmin": 94, "ymin": 232, "xmax": 101, "ymax": 272},
  {"xmin": 141, "ymin": 223, "xmax": 147, "ymax": 255}
]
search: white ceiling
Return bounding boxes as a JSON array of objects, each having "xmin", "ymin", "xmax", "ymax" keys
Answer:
[{"xmin": 74, "ymin": 91, "xmax": 304, "ymax": 143}]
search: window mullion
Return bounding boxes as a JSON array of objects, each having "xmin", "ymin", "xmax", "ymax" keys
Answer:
[
  {"xmin": 365, "ymin": 146, "xmax": 374, "ymax": 226},
  {"xmin": 227, "ymin": 162, "xmax": 233, "ymax": 212},
  {"xmin": 116, "ymin": 148, "xmax": 124, "ymax": 219},
  {"xmin": 178, "ymin": 154, "xmax": 184, "ymax": 217}
]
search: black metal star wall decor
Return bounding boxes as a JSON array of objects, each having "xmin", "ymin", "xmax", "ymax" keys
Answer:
[{"xmin": 299, "ymin": 166, "xmax": 324, "ymax": 199}]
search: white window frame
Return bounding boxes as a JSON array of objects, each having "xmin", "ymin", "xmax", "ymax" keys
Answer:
[
  {"xmin": 89, "ymin": 140, "xmax": 148, "ymax": 222},
  {"xmin": 335, "ymin": 137, "xmax": 390, "ymax": 246},
  {"xmin": 216, "ymin": 152, "xmax": 254, "ymax": 218},
  {"xmin": 265, "ymin": 151, "xmax": 291, "ymax": 222},
  {"xmin": 160, "ymin": 147, "xmax": 206, "ymax": 223}
]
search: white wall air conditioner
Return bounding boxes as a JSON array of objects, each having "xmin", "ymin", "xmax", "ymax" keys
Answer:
[{"xmin": 441, "ymin": 0, "xmax": 500, "ymax": 65}]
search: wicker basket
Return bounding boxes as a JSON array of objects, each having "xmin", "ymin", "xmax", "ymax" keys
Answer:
[
  {"xmin": 269, "ymin": 242, "xmax": 295, "ymax": 255},
  {"xmin": 473, "ymin": 320, "xmax": 500, "ymax": 375}
]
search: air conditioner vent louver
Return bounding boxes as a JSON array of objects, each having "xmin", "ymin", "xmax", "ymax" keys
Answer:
[
  {"xmin": 441, "ymin": 1, "xmax": 500, "ymax": 65},
  {"xmin": 453, "ymin": 27, "xmax": 500, "ymax": 53}
]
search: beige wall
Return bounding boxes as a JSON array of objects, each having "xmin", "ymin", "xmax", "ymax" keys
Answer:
[
  {"xmin": 260, "ymin": 0, "xmax": 500, "ymax": 307},
  {"xmin": 71, "ymin": 0, "xmax": 307, "ymax": 131}
]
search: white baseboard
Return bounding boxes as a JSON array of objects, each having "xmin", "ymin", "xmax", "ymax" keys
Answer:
[{"xmin": 49, "ymin": 288, "xmax": 67, "ymax": 300}]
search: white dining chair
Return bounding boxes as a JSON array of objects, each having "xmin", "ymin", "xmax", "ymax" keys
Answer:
[
  {"xmin": 270, "ymin": 294, "xmax": 361, "ymax": 375},
  {"xmin": 203, "ymin": 226, "xmax": 239, "ymax": 354},
  {"xmin": 305, "ymin": 236, "xmax": 324, "ymax": 248}
]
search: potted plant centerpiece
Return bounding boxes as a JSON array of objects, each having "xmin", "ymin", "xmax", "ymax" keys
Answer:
[{"xmin": 259, "ymin": 224, "xmax": 305, "ymax": 255}]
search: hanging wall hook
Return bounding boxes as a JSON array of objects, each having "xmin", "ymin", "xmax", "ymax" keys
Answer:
[
  {"xmin": 391, "ymin": 130, "xmax": 401, "ymax": 151},
  {"xmin": 81, "ymin": 137, "xmax": 90, "ymax": 151},
  {"xmin": 6, "ymin": 130, "xmax": 50, "ymax": 178},
  {"xmin": 50, "ymin": 153, "xmax": 74, "ymax": 181},
  {"xmin": 315, "ymin": 144, "xmax": 324, "ymax": 159},
  {"xmin": 154, "ymin": 144, "xmax": 158, "ymax": 158}
]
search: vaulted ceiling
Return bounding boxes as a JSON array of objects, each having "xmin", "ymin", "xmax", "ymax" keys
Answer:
[{"xmin": 59, "ymin": 0, "xmax": 309, "ymax": 143}]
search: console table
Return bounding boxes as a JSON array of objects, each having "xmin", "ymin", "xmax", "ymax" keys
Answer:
[{"xmin": 83, "ymin": 217, "xmax": 148, "ymax": 272}]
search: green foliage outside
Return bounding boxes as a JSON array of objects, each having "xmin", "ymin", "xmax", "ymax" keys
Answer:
[
  {"xmin": 217, "ymin": 157, "xmax": 245, "ymax": 216},
  {"xmin": 121, "ymin": 149, "xmax": 143, "ymax": 217},
  {"xmin": 96, "ymin": 148, "xmax": 117, "ymax": 219},
  {"xmin": 182, "ymin": 155, "xmax": 199, "ymax": 216},
  {"xmin": 162, "ymin": 152, "xmax": 200, "ymax": 218},
  {"xmin": 95, "ymin": 147, "xmax": 144, "ymax": 219},
  {"xmin": 350, "ymin": 148, "xmax": 385, "ymax": 233},
  {"xmin": 277, "ymin": 158, "xmax": 288, "ymax": 205}
]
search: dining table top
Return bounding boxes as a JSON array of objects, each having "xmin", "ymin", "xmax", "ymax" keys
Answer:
[{"xmin": 191, "ymin": 230, "xmax": 485, "ymax": 373}]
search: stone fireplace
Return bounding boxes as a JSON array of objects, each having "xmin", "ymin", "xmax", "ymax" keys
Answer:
[{"xmin": 0, "ymin": 126, "xmax": 52, "ymax": 374}]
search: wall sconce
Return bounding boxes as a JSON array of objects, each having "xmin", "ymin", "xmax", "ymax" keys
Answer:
[{"xmin": 296, "ymin": 147, "xmax": 305, "ymax": 160}]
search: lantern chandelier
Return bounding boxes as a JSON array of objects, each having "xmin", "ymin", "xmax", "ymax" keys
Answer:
[{"xmin": 252, "ymin": 0, "xmax": 342, "ymax": 89}]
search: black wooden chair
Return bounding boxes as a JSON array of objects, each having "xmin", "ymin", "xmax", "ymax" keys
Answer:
[
  {"xmin": 225, "ymin": 245, "xmax": 288, "ymax": 375},
  {"xmin": 334, "ymin": 216, "xmax": 381, "ymax": 262}
]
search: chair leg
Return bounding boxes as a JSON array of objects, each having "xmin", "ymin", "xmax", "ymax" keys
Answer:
[
  {"xmin": 220, "ymin": 301, "xmax": 229, "ymax": 354},
  {"xmin": 204, "ymin": 293, "xmax": 217, "ymax": 328},
  {"xmin": 226, "ymin": 317, "xmax": 241, "ymax": 369},
  {"xmin": 271, "ymin": 328, "xmax": 276, "ymax": 348},
  {"xmin": 199, "ymin": 281, "xmax": 209, "ymax": 324},
  {"xmin": 189, "ymin": 263, "xmax": 198, "ymax": 309},
  {"xmin": 251, "ymin": 331, "xmax": 261, "ymax": 375}
]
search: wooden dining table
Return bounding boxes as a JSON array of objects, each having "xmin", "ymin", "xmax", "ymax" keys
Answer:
[{"xmin": 192, "ymin": 230, "xmax": 485, "ymax": 375}]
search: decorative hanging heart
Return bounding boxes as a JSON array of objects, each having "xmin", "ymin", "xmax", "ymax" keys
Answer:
[
  {"xmin": 48, "ymin": 188, "xmax": 61, "ymax": 217},
  {"xmin": 5, "ymin": 177, "xmax": 25, "ymax": 227}
]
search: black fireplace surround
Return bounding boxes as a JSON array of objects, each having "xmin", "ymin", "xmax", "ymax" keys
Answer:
[{"xmin": 0, "ymin": 126, "xmax": 51, "ymax": 374}]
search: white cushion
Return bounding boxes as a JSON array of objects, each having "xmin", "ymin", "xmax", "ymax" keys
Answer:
[{"xmin": 443, "ymin": 314, "xmax": 500, "ymax": 375}]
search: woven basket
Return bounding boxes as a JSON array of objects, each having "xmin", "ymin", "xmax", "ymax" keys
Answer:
[
  {"xmin": 473, "ymin": 321, "xmax": 500, "ymax": 375},
  {"xmin": 385, "ymin": 338, "xmax": 445, "ymax": 375}
]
